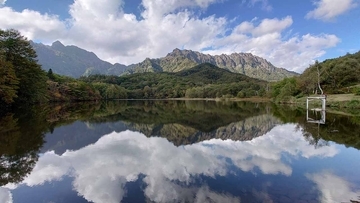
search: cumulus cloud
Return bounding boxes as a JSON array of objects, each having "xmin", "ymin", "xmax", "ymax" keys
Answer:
[
  {"xmin": 2, "ymin": 124, "xmax": 338, "ymax": 203},
  {"xmin": 0, "ymin": 187, "xmax": 12, "ymax": 203},
  {"xmin": 0, "ymin": 0, "xmax": 6, "ymax": 5},
  {"xmin": 0, "ymin": 0, "xmax": 341, "ymax": 72},
  {"xmin": 63, "ymin": 0, "xmax": 228, "ymax": 63},
  {"xmin": 0, "ymin": 7, "xmax": 66, "ymax": 42},
  {"xmin": 307, "ymin": 171, "xmax": 360, "ymax": 203},
  {"xmin": 20, "ymin": 151, "xmax": 70, "ymax": 187},
  {"xmin": 306, "ymin": 0, "xmax": 357, "ymax": 21},
  {"xmin": 205, "ymin": 16, "xmax": 340, "ymax": 72}
]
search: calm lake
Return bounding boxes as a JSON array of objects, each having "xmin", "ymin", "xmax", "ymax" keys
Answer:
[{"xmin": 1, "ymin": 100, "xmax": 360, "ymax": 203}]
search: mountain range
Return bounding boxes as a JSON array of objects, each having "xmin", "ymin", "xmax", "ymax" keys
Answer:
[
  {"xmin": 128, "ymin": 48, "xmax": 298, "ymax": 81},
  {"xmin": 31, "ymin": 41, "xmax": 130, "ymax": 78},
  {"xmin": 32, "ymin": 41, "xmax": 298, "ymax": 81}
]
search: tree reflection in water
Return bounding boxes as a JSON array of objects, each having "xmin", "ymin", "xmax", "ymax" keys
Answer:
[{"xmin": 0, "ymin": 114, "xmax": 41, "ymax": 186}]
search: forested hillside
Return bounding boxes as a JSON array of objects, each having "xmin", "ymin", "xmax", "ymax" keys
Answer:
[
  {"xmin": 0, "ymin": 29, "xmax": 127, "ymax": 110},
  {"xmin": 81, "ymin": 63, "xmax": 267, "ymax": 99},
  {"xmin": 271, "ymin": 51, "xmax": 360, "ymax": 103},
  {"xmin": 299, "ymin": 51, "xmax": 360, "ymax": 94}
]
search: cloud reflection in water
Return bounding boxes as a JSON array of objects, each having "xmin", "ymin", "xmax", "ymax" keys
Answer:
[
  {"xmin": 2, "ymin": 124, "xmax": 341, "ymax": 202},
  {"xmin": 307, "ymin": 171, "xmax": 360, "ymax": 203}
]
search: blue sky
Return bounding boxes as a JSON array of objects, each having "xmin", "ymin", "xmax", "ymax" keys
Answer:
[{"xmin": 0, "ymin": 0, "xmax": 359, "ymax": 72}]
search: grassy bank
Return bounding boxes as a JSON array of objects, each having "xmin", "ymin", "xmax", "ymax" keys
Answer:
[
  {"xmin": 167, "ymin": 96, "xmax": 271, "ymax": 102},
  {"xmin": 295, "ymin": 94, "xmax": 360, "ymax": 107},
  {"xmin": 291, "ymin": 94, "xmax": 360, "ymax": 116}
]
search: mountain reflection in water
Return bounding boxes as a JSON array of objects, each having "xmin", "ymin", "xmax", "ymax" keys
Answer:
[{"xmin": 0, "ymin": 100, "xmax": 360, "ymax": 203}]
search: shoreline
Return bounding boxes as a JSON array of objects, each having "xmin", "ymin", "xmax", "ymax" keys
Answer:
[
  {"xmin": 166, "ymin": 97, "xmax": 271, "ymax": 102},
  {"xmin": 275, "ymin": 94, "xmax": 360, "ymax": 116}
]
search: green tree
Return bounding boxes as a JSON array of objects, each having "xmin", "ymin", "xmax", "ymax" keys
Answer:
[
  {"xmin": 0, "ymin": 29, "xmax": 47, "ymax": 103},
  {"xmin": 47, "ymin": 68, "xmax": 55, "ymax": 80},
  {"xmin": 296, "ymin": 51, "xmax": 360, "ymax": 94},
  {"xmin": 271, "ymin": 77, "xmax": 299, "ymax": 103},
  {"xmin": 0, "ymin": 58, "xmax": 19, "ymax": 104},
  {"xmin": 104, "ymin": 84, "xmax": 127, "ymax": 99},
  {"xmin": 143, "ymin": 85, "xmax": 152, "ymax": 98}
]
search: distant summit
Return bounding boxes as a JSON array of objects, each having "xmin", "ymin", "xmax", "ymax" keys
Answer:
[
  {"xmin": 51, "ymin": 40, "xmax": 65, "ymax": 49},
  {"xmin": 31, "ymin": 41, "xmax": 130, "ymax": 78},
  {"xmin": 32, "ymin": 41, "xmax": 297, "ymax": 81},
  {"xmin": 128, "ymin": 49, "xmax": 298, "ymax": 81}
]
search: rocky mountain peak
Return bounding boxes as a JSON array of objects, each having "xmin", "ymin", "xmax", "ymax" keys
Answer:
[
  {"xmin": 51, "ymin": 40, "xmax": 65, "ymax": 49},
  {"xmin": 130, "ymin": 48, "xmax": 298, "ymax": 81},
  {"xmin": 170, "ymin": 48, "xmax": 182, "ymax": 54},
  {"xmin": 167, "ymin": 48, "xmax": 191, "ymax": 57}
]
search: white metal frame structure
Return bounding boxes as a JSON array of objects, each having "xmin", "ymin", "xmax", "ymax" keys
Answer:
[{"xmin": 306, "ymin": 95, "xmax": 326, "ymax": 124}]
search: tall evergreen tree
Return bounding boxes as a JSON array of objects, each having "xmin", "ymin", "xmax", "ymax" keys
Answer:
[
  {"xmin": 47, "ymin": 68, "xmax": 55, "ymax": 80},
  {"xmin": 0, "ymin": 58, "xmax": 19, "ymax": 104},
  {"xmin": 0, "ymin": 29, "xmax": 47, "ymax": 103}
]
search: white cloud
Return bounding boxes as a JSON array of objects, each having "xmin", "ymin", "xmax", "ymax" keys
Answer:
[
  {"xmin": 307, "ymin": 171, "xmax": 360, "ymax": 203},
  {"xmin": 143, "ymin": 184, "xmax": 240, "ymax": 203},
  {"xmin": 69, "ymin": 0, "xmax": 125, "ymax": 20},
  {"xmin": 205, "ymin": 16, "xmax": 340, "ymax": 72},
  {"xmin": 0, "ymin": 187, "xmax": 12, "ymax": 203},
  {"xmin": 2, "ymin": 124, "xmax": 338, "ymax": 203},
  {"xmin": 20, "ymin": 151, "xmax": 70, "ymax": 187},
  {"xmin": 141, "ymin": 0, "xmax": 220, "ymax": 17},
  {"xmin": 242, "ymin": 0, "xmax": 272, "ymax": 11},
  {"xmin": 0, "ymin": 0, "xmax": 6, "ymax": 5},
  {"xmin": 0, "ymin": 0, "xmax": 341, "ymax": 73},
  {"xmin": 306, "ymin": 0, "xmax": 357, "ymax": 21},
  {"xmin": 0, "ymin": 7, "xmax": 66, "ymax": 42},
  {"xmin": 252, "ymin": 16, "xmax": 293, "ymax": 36},
  {"xmin": 233, "ymin": 16, "xmax": 292, "ymax": 37}
]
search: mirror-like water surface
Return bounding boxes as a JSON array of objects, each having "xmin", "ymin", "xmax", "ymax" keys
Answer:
[{"xmin": 1, "ymin": 100, "xmax": 360, "ymax": 203}]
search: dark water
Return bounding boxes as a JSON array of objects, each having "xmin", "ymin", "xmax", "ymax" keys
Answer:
[{"xmin": 1, "ymin": 100, "xmax": 360, "ymax": 203}]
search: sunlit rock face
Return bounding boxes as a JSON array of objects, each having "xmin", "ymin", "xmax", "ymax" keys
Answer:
[
  {"xmin": 3, "ymin": 124, "xmax": 339, "ymax": 203},
  {"xmin": 130, "ymin": 49, "xmax": 298, "ymax": 81}
]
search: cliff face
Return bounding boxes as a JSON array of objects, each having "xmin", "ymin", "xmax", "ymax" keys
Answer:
[{"xmin": 129, "ymin": 49, "xmax": 298, "ymax": 81}]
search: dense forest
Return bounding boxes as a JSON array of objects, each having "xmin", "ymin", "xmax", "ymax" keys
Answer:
[
  {"xmin": 272, "ymin": 51, "xmax": 360, "ymax": 103},
  {"xmin": 80, "ymin": 63, "xmax": 267, "ymax": 99}
]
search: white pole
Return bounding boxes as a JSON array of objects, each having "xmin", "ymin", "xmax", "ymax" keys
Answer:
[{"xmin": 306, "ymin": 98, "xmax": 309, "ymax": 110}]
